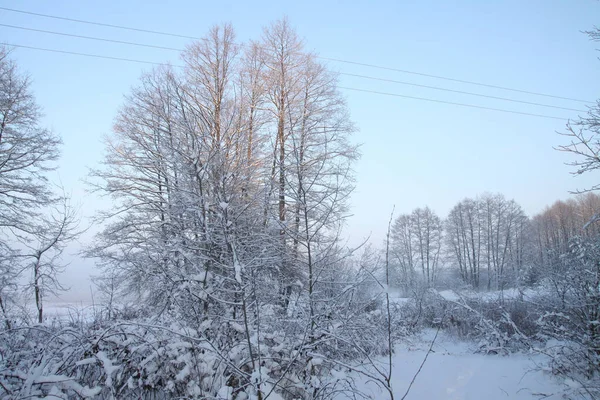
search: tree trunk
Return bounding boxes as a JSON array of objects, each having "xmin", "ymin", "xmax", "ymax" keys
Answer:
[{"xmin": 34, "ymin": 254, "xmax": 43, "ymax": 323}]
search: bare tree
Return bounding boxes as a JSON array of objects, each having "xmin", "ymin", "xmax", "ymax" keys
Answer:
[
  {"xmin": 446, "ymin": 195, "xmax": 529, "ymax": 291},
  {"xmin": 411, "ymin": 207, "xmax": 442, "ymax": 286},
  {"xmin": 0, "ymin": 48, "xmax": 60, "ymax": 226},
  {"xmin": 87, "ymin": 20, "xmax": 365, "ymax": 398},
  {"xmin": 445, "ymin": 198, "xmax": 484, "ymax": 288},
  {"xmin": 16, "ymin": 196, "xmax": 80, "ymax": 323},
  {"xmin": 0, "ymin": 46, "xmax": 62, "ymax": 322},
  {"xmin": 390, "ymin": 214, "xmax": 416, "ymax": 291},
  {"xmin": 480, "ymin": 194, "xmax": 528, "ymax": 292},
  {"xmin": 530, "ymin": 194, "xmax": 600, "ymax": 303},
  {"xmin": 260, "ymin": 18, "xmax": 308, "ymax": 309},
  {"xmin": 556, "ymin": 28, "xmax": 600, "ymax": 193},
  {"xmin": 391, "ymin": 207, "xmax": 442, "ymax": 289}
]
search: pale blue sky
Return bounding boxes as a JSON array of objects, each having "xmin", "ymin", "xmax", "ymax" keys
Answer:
[{"xmin": 2, "ymin": 1, "xmax": 599, "ymax": 300}]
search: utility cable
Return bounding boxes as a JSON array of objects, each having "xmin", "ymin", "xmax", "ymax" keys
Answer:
[
  {"xmin": 340, "ymin": 72, "xmax": 586, "ymax": 112},
  {"xmin": 0, "ymin": 24, "xmax": 584, "ymax": 112},
  {"xmin": 0, "ymin": 23, "xmax": 182, "ymax": 52},
  {"xmin": 0, "ymin": 6, "xmax": 200, "ymax": 40},
  {"xmin": 323, "ymin": 57, "xmax": 592, "ymax": 104},
  {"xmin": 0, "ymin": 42, "xmax": 573, "ymax": 120},
  {"xmin": 2, "ymin": 43, "xmax": 169, "ymax": 66},
  {"xmin": 338, "ymin": 86, "xmax": 569, "ymax": 120},
  {"xmin": 0, "ymin": 6, "xmax": 592, "ymax": 104}
]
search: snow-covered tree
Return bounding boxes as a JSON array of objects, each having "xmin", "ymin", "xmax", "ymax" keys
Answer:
[{"xmin": 0, "ymin": 47, "xmax": 73, "ymax": 324}]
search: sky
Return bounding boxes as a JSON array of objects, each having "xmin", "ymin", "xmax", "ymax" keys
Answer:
[{"xmin": 2, "ymin": 0, "xmax": 599, "ymax": 301}]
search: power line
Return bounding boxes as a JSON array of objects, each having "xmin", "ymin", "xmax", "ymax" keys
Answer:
[
  {"xmin": 324, "ymin": 57, "xmax": 593, "ymax": 104},
  {"xmin": 2, "ymin": 43, "xmax": 169, "ymax": 66},
  {"xmin": 0, "ymin": 23, "xmax": 183, "ymax": 52},
  {"xmin": 338, "ymin": 87, "xmax": 568, "ymax": 120},
  {"xmin": 1, "ymin": 42, "xmax": 572, "ymax": 121},
  {"xmin": 0, "ymin": 6, "xmax": 592, "ymax": 105},
  {"xmin": 0, "ymin": 22, "xmax": 584, "ymax": 113},
  {"xmin": 340, "ymin": 73, "xmax": 587, "ymax": 113},
  {"xmin": 0, "ymin": 6, "xmax": 201, "ymax": 40}
]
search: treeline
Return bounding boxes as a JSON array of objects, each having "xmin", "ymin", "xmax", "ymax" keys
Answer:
[{"xmin": 391, "ymin": 192, "xmax": 600, "ymax": 292}]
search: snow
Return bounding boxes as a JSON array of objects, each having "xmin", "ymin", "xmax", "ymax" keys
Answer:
[
  {"xmin": 438, "ymin": 287, "xmax": 544, "ymax": 303},
  {"xmin": 75, "ymin": 357, "xmax": 96, "ymax": 366},
  {"xmin": 175, "ymin": 364, "xmax": 191, "ymax": 381},
  {"xmin": 39, "ymin": 301, "xmax": 99, "ymax": 323},
  {"xmin": 438, "ymin": 289, "xmax": 461, "ymax": 302},
  {"xmin": 387, "ymin": 286, "xmax": 413, "ymax": 305},
  {"xmin": 217, "ymin": 385, "xmax": 233, "ymax": 399},
  {"xmin": 234, "ymin": 261, "xmax": 242, "ymax": 284},
  {"xmin": 96, "ymin": 351, "xmax": 120, "ymax": 387},
  {"xmin": 340, "ymin": 330, "xmax": 568, "ymax": 400}
]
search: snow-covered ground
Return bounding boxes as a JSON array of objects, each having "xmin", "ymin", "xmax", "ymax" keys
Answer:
[
  {"xmin": 438, "ymin": 287, "xmax": 542, "ymax": 303},
  {"xmin": 38, "ymin": 301, "xmax": 573, "ymax": 399},
  {"xmin": 343, "ymin": 330, "xmax": 569, "ymax": 400},
  {"xmin": 38, "ymin": 301, "xmax": 100, "ymax": 324}
]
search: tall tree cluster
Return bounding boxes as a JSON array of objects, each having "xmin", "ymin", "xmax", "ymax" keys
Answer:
[
  {"xmin": 86, "ymin": 20, "xmax": 360, "ymax": 398},
  {"xmin": 390, "ymin": 193, "xmax": 600, "ymax": 293},
  {"xmin": 390, "ymin": 194, "xmax": 529, "ymax": 291},
  {"xmin": 393, "ymin": 193, "xmax": 600, "ymax": 293},
  {"xmin": 445, "ymin": 194, "xmax": 529, "ymax": 290},
  {"xmin": 390, "ymin": 207, "xmax": 442, "ymax": 288},
  {"xmin": 90, "ymin": 19, "xmax": 357, "ymax": 317}
]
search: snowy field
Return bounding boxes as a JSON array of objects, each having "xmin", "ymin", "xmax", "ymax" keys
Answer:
[
  {"xmin": 36, "ymin": 301, "xmax": 100, "ymax": 324},
  {"xmin": 344, "ymin": 330, "xmax": 569, "ymax": 400}
]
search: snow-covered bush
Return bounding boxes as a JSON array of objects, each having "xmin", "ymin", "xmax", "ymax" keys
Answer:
[{"xmin": 530, "ymin": 236, "xmax": 600, "ymax": 397}]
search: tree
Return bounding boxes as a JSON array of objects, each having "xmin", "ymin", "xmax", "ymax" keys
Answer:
[
  {"xmin": 411, "ymin": 207, "xmax": 442, "ymax": 286},
  {"xmin": 446, "ymin": 197, "xmax": 484, "ymax": 288},
  {"xmin": 446, "ymin": 194, "xmax": 529, "ymax": 291},
  {"xmin": 537, "ymin": 27, "xmax": 600, "ymax": 394},
  {"xmin": 17, "ymin": 196, "xmax": 80, "ymax": 323},
  {"xmin": 87, "ymin": 20, "xmax": 362, "ymax": 398},
  {"xmin": 390, "ymin": 207, "xmax": 442, "ymax": 289},
  {"xmin": 556, "ymin": 29, "xmax": 600, "ymax": 193},
  {"xmin": 480, "ymin": 194, "xmax": 529, "ymax": 291},
  {"xmin": 0, "ymin": 48, "xmax": 60, "ymax": 227},
  {"xmin": 260, "ymin": 17, "xmax": 309, "ymax": 308},
  {"xmin": 390, "ymin": 214, "xmax": 416, "ymax": 290},
  {"xmin": 530, "ymin": 194, "xmax": 600, "ymax": 302},
  {"xmin": 0, "ymin": 47, "xmax": 62, "ymax": 323}
]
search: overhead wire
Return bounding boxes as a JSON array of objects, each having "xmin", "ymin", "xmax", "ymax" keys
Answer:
[
  {"xmin": 0, "ymin": 23, "xmax": 183, "ymax": 52},
  {"xmin": 0, "ymin": 6, "xmax": 592, "ymax": 104},
  {"xmin": 2, "ymin": 43, "xmax": 169, "ymax": 66},
  {"xmin": 322, "ymin": 57, "xmax": 593, "ymax": 104},
  {"xmin": 0, "ymin": 24, "xmax": 586, "ymax": 113},
  {"xmin": 339, "ymin": 73, "xmax": 587, "ymax": 112},
  {"xmin": 337, "ymin": 87, "xmax": 568, "ymax": 120},
  {"xmin": 0, "ymin": 6, "xmax": 201, "ymax": 40},
  {"xmin": 1, "ymin": 42, "xmax": 572, "ymax": 120}
]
